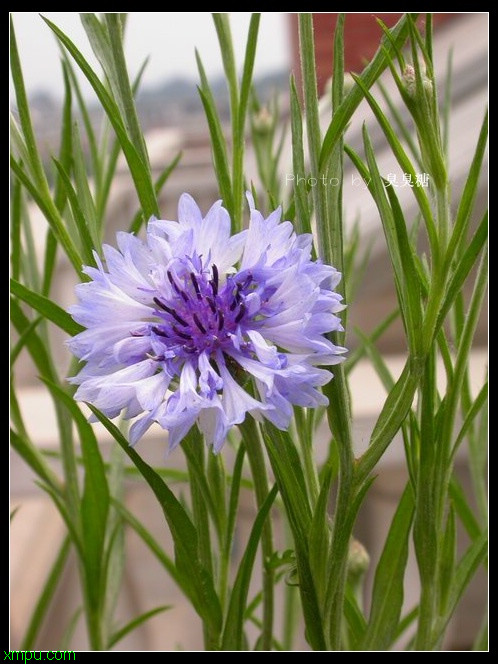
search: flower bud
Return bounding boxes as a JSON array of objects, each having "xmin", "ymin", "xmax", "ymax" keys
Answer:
[
  {"xmin": 252, "ymin": 106, "xmax": 273, "ymax": 135},
  {"xmin": 347, "ymin": 538, "xmax": 370, "ymax": 583}
]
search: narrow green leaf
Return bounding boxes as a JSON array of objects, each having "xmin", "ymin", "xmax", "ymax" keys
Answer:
[
  {"xmin": 385, "ymin": 182, "xmax": 423, "ymax": 353},
  {"xmin": 436, "ymin": 212, "xmax": 488, "ymax": 337},
  {"xmin": 36, "ymin": 480, "xmax": 83, "ymax": 558},
  {"xmin": 225, "ymin": 444, "xmax": 246, "ymax": 559},
  {"xmin": 346, "ymin": 309, "xmax": 399, "ymax": 374},
  {"xmin": 432, "ymin": 529, "xmax": 487, "ymax": 646},
  {"xmin": 94, "ymin": 55, "xmax": 149, "ymax": 225},
  {"xmin": 10, "ymin": 428, "xmax": 62, "ymax": 495},
  {"xmin": 207, "ymin": 451, "xmax": 227, "ymax": 536},
  {"xmin": 394, "ymin": 605, "xmax": 419, "ymax": 642},
  {"xmin": 196, "ymin": 84, "xmax": 234, "ymax": 214},
  {"xmin": 442, "ymin": 48, "xmax": 453, "ymax": 156},
  {"xmin": 449, "ymin": 477, "xmax": 481, "ymax": 542},
  {"xmin": 319, "ymin": 14, "xmax": 416, "ymax": 169},
  {"xmin": 362, "ymin": 484, "xmax": 414, "ymax": 649},
  {"xmin": 60, "ymin": 607, "xmax": 83, "ymax": 650},
  {"xmin": 62, "ymin": 53, "xmax": 101, "ymax": 188},
  {"xmin": 10, "ymin": 299, "xmax": 56, "ymax": 381},
  {"xmin": 10, "ymin": 278, "xmax": 83, "ymax": 336},
  {"xmin": 20, "ymin": 193, "xmax": 41, "ymax": 292},
  {"xmin": 221, "ymin": 484, "xmax": 278, "ymax": 650},
  {"xmin": 90, "ymin": 407, "xmax": 222, "ymax": 635},
  {"xmin": 289, "ymin": 76, "xmax": 311, "ymax": 235},
  {"xmin": 10, "ymin": 315, "xmax": 42, "ymax": 367},
  {"xmin": 262, "ymin": 423, "xmax": 326, "ymax": 650},
  {"xmin": 52, "ymin": 157, "xmax": 96, "ymax": 266},
  {"xmin": 345, "ymin": 142, "xmax": 404, "ymax": 309},
  {"xmin": 299, "ymin": 14, "xmax": 327, "ymax": 258},
  {"xmin": 448, "ymin": 111, "xmax": 487, "ymax": 265},
  {"xmin": 376, "ymin": 78, "xmax": 423, "ymax": 168},
  {"xmin": 10, "ymin": 376, "xmax": 27, "ymax": 439},
  {"xmin": 111, "ymin": 498, "xmax": 181, "ymax": 586},
  {"xmin": 233, "ymin": 13, "xmax": 260, "ymax": 232},
  {"xmin": 52, "ymin": 61, "xmax": 73, "ymax": 215},
  {"xmin": 356, "ymin": 359, "xmax": 422, "ymax": 485},
  {"xmin": 41, "ymin": 230, "xmax": 58, "ymax": 297},
  {"xmin": 212, "ymin": 13, "xmax": 239, "ymax": 121},
  {"xmin": 79, "ymin": 13, "xmax": 116, "ymax": 95},
  {"xmin": 10, "ymin": 156, "xmax": 84, "ymax": 275},
  {"xmin": 129, "ymin": 151, "xmax": 182, "ymax": 234},
  {"xmin": 42, "ymin": 16, "xmax": 159, "ymax": 220},
  {"xmin": 11, "ymin": 300, "xmax": 80, "ymax": 516},
  {"xmin": 107, "ymin": 606, "xmax": 172, "ymax": 649},
  {"xmin": 42, "ymin": 381, "xmax": 110, "ymax": 615},
  {"xmin": 10, "ymin": 17, "xmax": 48, "ymax": 189},
  {"xmin": 438, "ymin": 505, "xmax": 456, "ymax": 614},
  {"xmin": 102, "ymin": 449, "xmax": 126, "ymax": 634},
  {"xmin": 104, "ymin": 14, "xmax": 149, "ymax": 159},
  {"xmin": 451, "ymin": 381, "xmax": 488, "ymax": 460},
  {"xmin": 308, "ymin": 466, "xmax": 333, "ymax": 603},
  {"xmin": 354, "ymin": 329, "xmax": 395, "ymax": 392},
  {"xmin": 472, "ymin": 613, "xmax": 488, "ymax": 651},
  {"xmin": 327, "ymin": 12, "xmax": 347, "ymax": 295},
  {"xmin": 351, "ymin": 73, "xmax": 438, "ymax": 258},
  {"xmin": 344, "ymin": 584, "xmax": 367, "ymax": 648},
  {"xmin": 10, "ymin": 115, "xmax": 32, "ymax": 176},
  {"xmin": 182, "ymin": 434, "xmax": 222, "ymax": 539},
  {"xmin": 71, "ymin": 123, "xmax": 100, "ymax": 248},
  {"xmin": 262, "ymin": 424, "xmax": 311, "ymax": 540},
  {"xmin": 21, "ymin": 536, "xmax": 71, "ymax": 650},
  {"xmin": 10, "ymin": 175, "xmax": 22, "ymax": 281}
]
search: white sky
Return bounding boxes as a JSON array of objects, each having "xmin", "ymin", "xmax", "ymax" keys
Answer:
[{"xmin": 10, "ymin": 12, "xmax": 290, "ymax": 99}]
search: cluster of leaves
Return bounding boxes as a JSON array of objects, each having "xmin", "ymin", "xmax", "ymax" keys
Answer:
[{"xmin": 10, "ymin": 13, "xmax": 487, "ymax": 651}]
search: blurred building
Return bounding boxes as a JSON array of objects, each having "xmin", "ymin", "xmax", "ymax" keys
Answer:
[{"xmin": 289, "ymin": 13, "xmax": 457, "ymax": 94}]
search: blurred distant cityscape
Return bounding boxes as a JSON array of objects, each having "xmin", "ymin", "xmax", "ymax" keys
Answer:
[{"xmin": 26, "ymin": 70, "xmax": 288, "ymax": 158}]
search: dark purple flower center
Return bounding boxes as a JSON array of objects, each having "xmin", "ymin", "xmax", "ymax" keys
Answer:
[{"xmin": 149, "ymin": 263, "xmax": 256, "ymax": 358}]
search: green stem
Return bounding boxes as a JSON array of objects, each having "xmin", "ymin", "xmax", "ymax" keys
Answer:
[
  {"xmin": 436, "ymin": 182, "xmax": 451, "ymax": 261},
  {"xmin": 294, "ymin": 408, "xmax": 319, "ymax": 504},
  {"xmin": 415, "ymin": 582, "xmax": 437, "ymax": 650},
  {"xmin": 324, "ymin": 379, "xmax": 355, "ymax": 649},
  {"xmin": 183, "ymin": 433, "xmax": 217, "ymax": 650},
  {"xmin": 282, "ymin": 589, "xmax": 297, "ymax": 650},
  {"xmin": 298, "ymin": 15, "xmax": 354, "ymax": 648},
  {"xmin": 414, "ymin": 351, "xmax": 438, "ymax": 650},
  {"xmin": 240, "ymin": 417, "xmax": 274, "ymax": 651}
]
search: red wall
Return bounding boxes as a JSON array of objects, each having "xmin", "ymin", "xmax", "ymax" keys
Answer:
[{"xmin": 289, "ymin": 13, "xmax": 457, "ymax": 95}]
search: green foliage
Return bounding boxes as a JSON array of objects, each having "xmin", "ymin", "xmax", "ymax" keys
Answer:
[{"xmin": 10, "ymin": 12, "xmax": 486, "ymax": 652}]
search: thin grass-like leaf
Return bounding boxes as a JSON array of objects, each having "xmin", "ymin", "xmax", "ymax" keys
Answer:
[
  {"xmin": 10, "ymin": 278, "xmax": 83, "ymax": 336},
  {"xmin": 107, "ymin": 606, "xmax": 172, "ymax": 649},
  {"xmin": 361, "ymin": 484, "xmax": 414, "ymax": 649},
  {"xmin": 90, "ymin": 406, "xmax": 222, "ymax": 635},
  {"xmin": 319, "ymin": 14, "xmax": 416, "ymax": 169},
  {"xmin": 43, "ymin": 16, "xmax": 159, "ymax": 220},
  {"xmin": 221, "ymin": 484, "xmax": 278, "ymax": 650},
  {"xmin": 21, "ymin": 536, "xmax": 71, "ymax": 650}
]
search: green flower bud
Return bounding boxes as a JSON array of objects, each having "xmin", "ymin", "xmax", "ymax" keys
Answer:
[
  {"xmin": 252, "ymin": 106, "xmax": 273, "ymax": 136},
  {"xmin": 347, "ymin": 538, "xmax": 370, "ymax": 584}
]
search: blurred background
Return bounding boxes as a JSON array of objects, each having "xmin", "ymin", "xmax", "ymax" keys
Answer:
[{"xmin": 10, "ymin": 12, "xmax": 487, "ymax": 651}]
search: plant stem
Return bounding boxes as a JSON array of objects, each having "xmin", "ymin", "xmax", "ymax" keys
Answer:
[
  {"xmin": 414, "ymin": 351, "xmax": 438, "ymax": 650},
  {"xmin": 240, "ymin": 417, "xmax": 274, "ymax": 650},
  {"xmin": 298, "ymin": 14, "xmax": 355, "ymax": 648},
  {"xmin": 294, "ymin": 408, "xmax": 319, "ymax": 504},
  {"xmin": 183, "ymin": 433, "xmax": 217, "ymax": 650}
]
